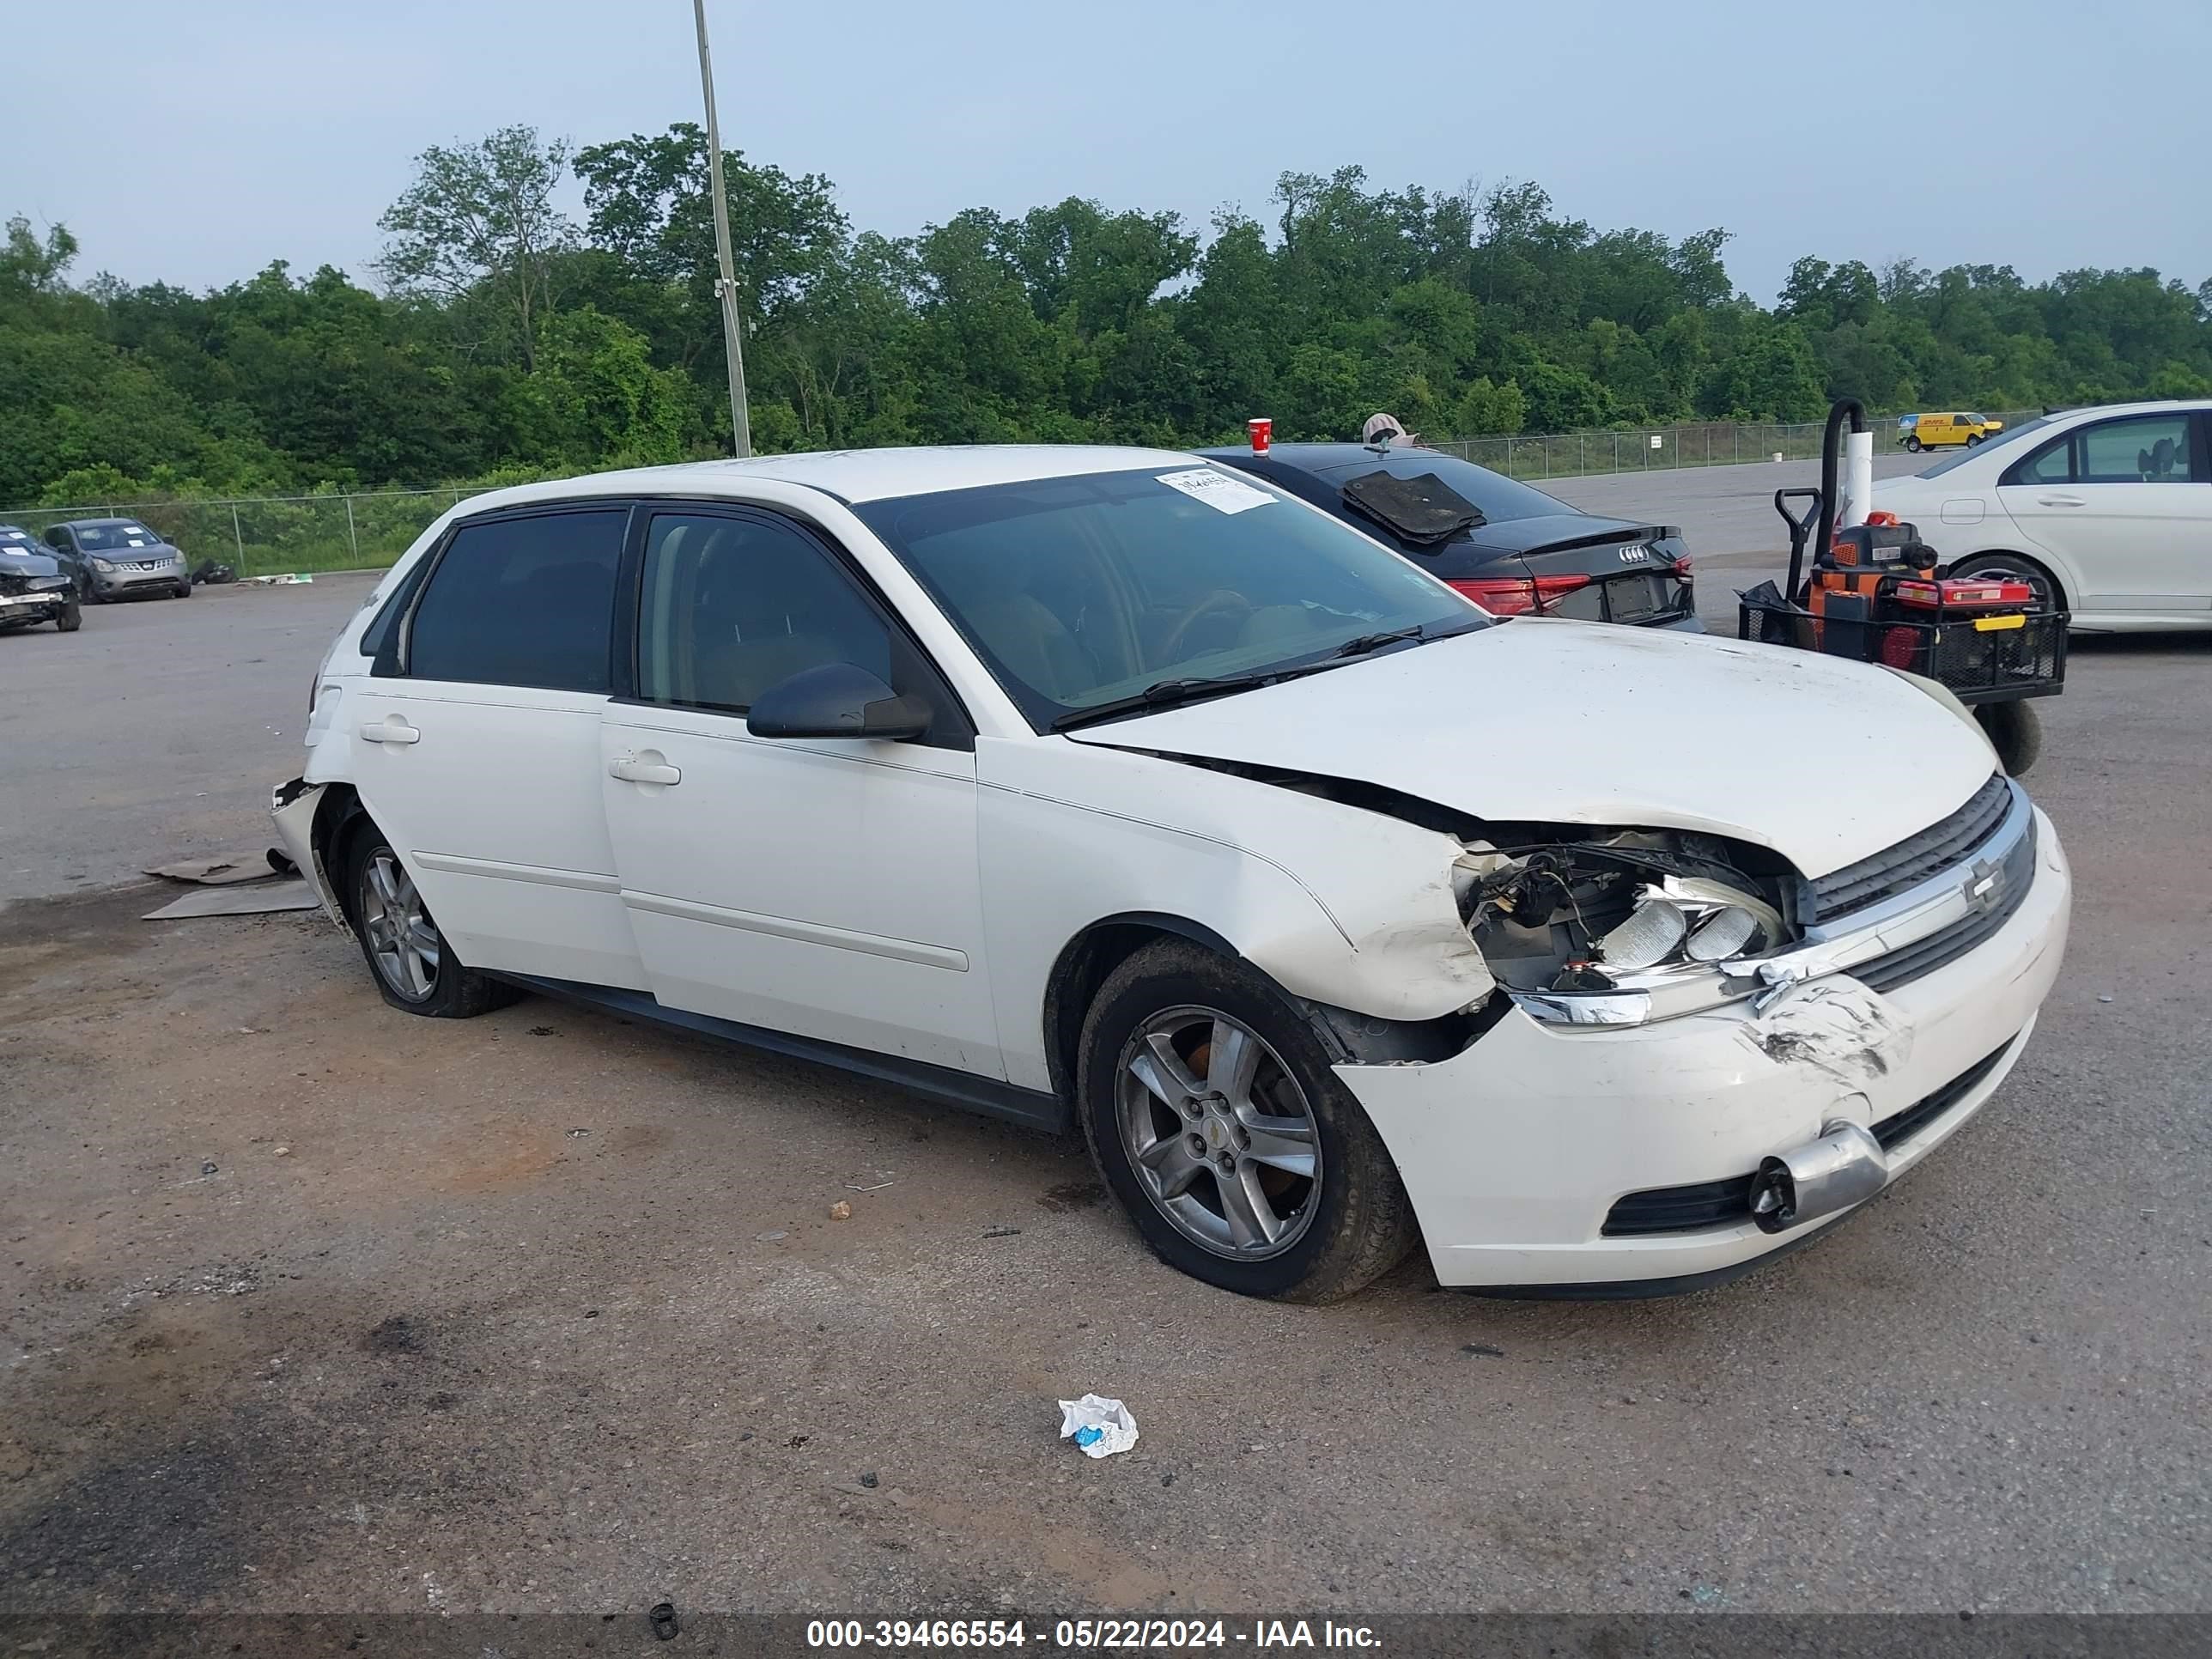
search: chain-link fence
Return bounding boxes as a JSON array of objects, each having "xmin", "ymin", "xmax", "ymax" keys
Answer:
[
  {"xmin": 1425, "ymin": 411, "xmax": 2041, "ymax": 483},
  {"xmin": 0, "ymin": 411, "xmax": 2045, "ymax": 574},
  {"xmin": 0, "ymin": 487, "xmax": 478, "ymax": 579}
]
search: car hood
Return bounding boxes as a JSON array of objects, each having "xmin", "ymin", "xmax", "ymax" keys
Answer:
[
  {"xmin": 0, "ymin": 550, "xmax": 63, "ymax": 580},
  {"xmin": 1061, "ymin": 619, "xmax": 1996, "ymax": 878},
  {"xmin": 1463, "ymin": 511, "xmax": 1674, "ymax": 556}
]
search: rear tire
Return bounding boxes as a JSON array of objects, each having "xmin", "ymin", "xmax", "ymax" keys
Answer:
[
  {"xmin": 343, "ymin": 828, "xmax": 522, "ymax": 1018},
  {"xmin": 1077, "ymin": 939, "xmax": 1420, "ymax": 1302},
  {"xmin": 1951, "ymin": 551, "xmax": 2063, "ymax": 616}
]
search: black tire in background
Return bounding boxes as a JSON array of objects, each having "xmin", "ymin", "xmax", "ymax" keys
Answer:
[
  {"xmin": 1076, "ymin": 938, "xmax": 1420, "ymax": 1302},
  {"xmin": 342, "ymin": 826, "xmax": 523, "ymax": 1019},
  {"xmin": 1975, "ymin": 701, "xmax": 2044, "ymax": 778},
  {"xmin": 1951, "ymin": 550, "xmax": 2063, "ymax": 616},
  {"xmin": 55, "ymin": 600, "xmax": 81, "ymax": 632}
]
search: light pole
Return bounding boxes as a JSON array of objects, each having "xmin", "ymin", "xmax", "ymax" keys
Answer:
[{"xmin": 691, "ymin": 0, "xmax": 751, "ymax": 458}]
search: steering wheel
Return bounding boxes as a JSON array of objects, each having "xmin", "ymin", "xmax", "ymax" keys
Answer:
[{"xmin": 1161, "ymin": 590, "xmax": 1255, "ymax": 662}]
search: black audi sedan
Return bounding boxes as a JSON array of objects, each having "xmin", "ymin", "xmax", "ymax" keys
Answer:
[{"xmin": 1202, "ymin": 441, "xmax": 1698, "ymax": 630}]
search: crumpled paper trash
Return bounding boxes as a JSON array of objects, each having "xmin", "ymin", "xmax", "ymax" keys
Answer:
[{"xmin": 1058, "ymin": 1393, "xmax": 1139, "ymax": 1459}]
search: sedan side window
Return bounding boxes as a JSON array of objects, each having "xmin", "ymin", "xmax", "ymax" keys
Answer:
[
  {"xmin": 637, "ymin": 511, "xmax": 893, "ymax": 713},
  {"xmin": 2009, "ymin": 436, "xmax": 2075, "ymax": 487},
  {"xmin": 2077, "ymin": 415, "xmax": 2196, "ymax": 483},
  {"xmin": 404, "ymin": 508, "xmax": 626, "ymax": 691}
]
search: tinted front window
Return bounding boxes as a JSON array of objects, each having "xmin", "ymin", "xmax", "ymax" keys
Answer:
[
  {"xmin": 637, "ymin": 511, "xmax": 892, "ymax": 712},
  {"xmin": 855, "ymin": 466, "xmax": 1480, "ymax": 729},
  {"xmin": 71, "ymin": 522, "xmax": 161, "ymax": 550},
  {"xmin": 1319, "ymin": 452, "xmax": 1570, "ymax": 526},
  {"xmin": 405, "ymin": 509, "xmax": 624, "ymax": 692}
]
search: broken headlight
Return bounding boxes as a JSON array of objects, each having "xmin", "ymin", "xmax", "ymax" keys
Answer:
[{"xmin": 1457, "ymin": 830, "xmax": 1798, "ymax": 1027}]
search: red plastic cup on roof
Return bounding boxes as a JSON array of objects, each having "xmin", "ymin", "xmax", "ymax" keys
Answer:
[{"xmin": 1248, "ymin": 417, "xmax": 1273, "ymax": 455}]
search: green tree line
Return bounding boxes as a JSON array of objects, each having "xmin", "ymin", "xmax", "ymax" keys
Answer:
[{"xmin": 4, "ymin": 124, "xmax": 2209, "ymax": 507}]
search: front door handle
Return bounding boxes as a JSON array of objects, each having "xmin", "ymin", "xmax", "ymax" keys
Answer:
[
  {"xmin": 360, "ymin": 717, "xmax": 420, "ymax": 744},
  {"xmin": 609, "ymin": 754, "xmax": 682, "ymax": 786},
  {"xmin": 2037, "ymin": 495, "xmax": 2085, "ymax": 507}
]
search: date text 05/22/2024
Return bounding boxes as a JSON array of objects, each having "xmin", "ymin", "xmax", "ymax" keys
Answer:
[{"xmin": 805, "ymin": 1619, "xmax": 1382, "ymax": 1650}]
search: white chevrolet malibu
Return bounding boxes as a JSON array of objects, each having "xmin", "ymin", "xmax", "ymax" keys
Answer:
[{"xmin": 274, "ymin": 447, "xmax": 2071, "ymax": 1301}]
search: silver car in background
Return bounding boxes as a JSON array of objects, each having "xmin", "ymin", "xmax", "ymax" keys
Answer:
[{"xmin": 43, "ymin": 518, "xmax": 192, "ymax": 601}]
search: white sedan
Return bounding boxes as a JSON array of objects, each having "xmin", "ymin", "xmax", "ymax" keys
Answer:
[
  {"xmin": 1872, "ymin": 398, "xmax": 2211, "ymax": 630},
  {"xmin": 273, "ymin": 447, "xmax": 2070, "ymax": 1300}
]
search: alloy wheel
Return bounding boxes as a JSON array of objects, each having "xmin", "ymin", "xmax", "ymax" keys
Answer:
[
  {"xmin": 361, "ymin": 850, "xmax": 441, "ymax": 1000},
  {"xmin": 1115, "ymin": 1006, "xmax": 1322, "ymax": 1261}
]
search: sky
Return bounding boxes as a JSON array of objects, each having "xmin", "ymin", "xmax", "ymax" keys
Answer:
[{"xmin": 7, "ymin": 0, "xmax": 2210, "ymax": 307}]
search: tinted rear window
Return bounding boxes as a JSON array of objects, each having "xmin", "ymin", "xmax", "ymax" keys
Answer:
[
  {"xmin": 1316, "ymin": 453, "xmax": 1572, "ymax": 527},
  {"xmin": 405, "ymin": 509, "xmax": 626, "ymax": 692}
]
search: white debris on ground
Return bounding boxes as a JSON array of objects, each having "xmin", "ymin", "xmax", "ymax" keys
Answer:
[{"xmin": 1058, "ymin": 1393, "xmax": 1139, "ymax": 1459}]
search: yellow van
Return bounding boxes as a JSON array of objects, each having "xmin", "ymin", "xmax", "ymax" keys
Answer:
[{"xmin": 1898, "ymin": 411, "xmax": 2003, "ymax": 453}]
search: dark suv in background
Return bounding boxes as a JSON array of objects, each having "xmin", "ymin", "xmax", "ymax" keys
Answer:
[
  {"xmin": 43, "ymin": 518, "xmax": 191, "ymax": 601},
  {"xmin": 0, "ymin": 524, "xmax": 82, "ymax": 632},
  {"xmin": 1205, "ymin": 442, "xmax": 1698, "ymax": 630}
]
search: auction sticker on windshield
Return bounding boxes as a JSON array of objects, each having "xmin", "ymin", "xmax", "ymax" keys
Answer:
[{"xmin": 1157, "ymin": 468, "xmax": 1274, "ymax": 515}]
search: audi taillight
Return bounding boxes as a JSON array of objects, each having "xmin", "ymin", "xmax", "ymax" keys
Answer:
[{"xmin": 1447, "ymin": 574, "xmax": 1592, "ymax": 616}]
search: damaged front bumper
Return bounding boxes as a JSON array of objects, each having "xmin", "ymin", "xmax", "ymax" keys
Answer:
[
  {"xmin": 271, "ymin": 777, "xmax": 348, "ymax": 932},
  {"xmin": 1340, "ymin": 806, "xmax": 2071, "ymax": 1292}
]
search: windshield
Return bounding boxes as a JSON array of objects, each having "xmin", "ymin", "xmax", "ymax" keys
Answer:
[
  {"xmin": 854, "ymin": 465, "xmax": 1486, "ymax": 731},
  {"xmin": 0, "ymin": 526, "xmax": 39, "ymax": 551},
  {"xmin": 1321, "ymin": 451, "xmax": 1569, "ymax": 526},
  {"xmin": 1916, "ymin": 416, "xmax": 2054, "ymax": 478},
  {"xmin": 72, "ymin": 522, "xmax": 165, "ymax": 551}
]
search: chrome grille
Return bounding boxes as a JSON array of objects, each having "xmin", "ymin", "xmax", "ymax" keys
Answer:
[
  {"xmin": 1851, "ymin": 816, "xmax": 2037, "ymax": 994},
  {"xmin": 1809, "ymin": 773, "xmax": 2012, "ymax": 923}
]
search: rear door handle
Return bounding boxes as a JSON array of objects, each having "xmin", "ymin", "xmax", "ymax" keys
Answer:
[
  {"xmin": 2037, "ymin": 495, "xmax": 2085, "ymax": 507},
  {"xmin": 360, "ymin": 717, "xmax": 420, "ymax": 744},
  {"xmin": 609, "ymin": 754, "xmax": 682, "ymax": 786}
]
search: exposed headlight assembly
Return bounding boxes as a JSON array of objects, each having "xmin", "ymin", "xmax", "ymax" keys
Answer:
[
  {"xmin": 1458, "ymin": 831, "xmax": 1795, "ymax": 1028},
  {"xmin": 28, "ymin": 574, "xmax": 70, "ymax": 592}
]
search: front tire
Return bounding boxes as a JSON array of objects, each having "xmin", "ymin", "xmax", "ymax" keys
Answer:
[
  {"xmin": 344, "ymin": 830, "xmax": 521, "ymax": 1018},
  {"xmin": 1077, "ymin": 939, "xmax": 1419, "ymax": 1302},
  {"xmin": 55, "ymin": 600, "xmax": 82, "ymax": 632},
  {"xmin": 1905, "ymin": 435, "xmax": 1923, "ymax": 453}
]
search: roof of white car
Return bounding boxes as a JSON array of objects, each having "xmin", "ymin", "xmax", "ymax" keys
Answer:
[{"xmin": 471, "ymin": 445, "xmax": 1203, "ymax": 515}]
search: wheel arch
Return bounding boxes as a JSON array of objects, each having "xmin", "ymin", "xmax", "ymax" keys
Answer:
[
  {"xmin": 310, "ymin": 783, "xmax": 377, "ymax": 928},
  {"xmin": 1040, "ymin": 911, "xmax": 1504, "ymax": 1104},
  {"xmin": 1041, "ymin": 913, "xmax": 1239, "ymax": 1102}
]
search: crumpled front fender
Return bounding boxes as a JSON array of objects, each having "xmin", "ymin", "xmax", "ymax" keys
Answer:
[{"xmin": 271, "ymin": 778, "xmax": 348, "ymax": 933}]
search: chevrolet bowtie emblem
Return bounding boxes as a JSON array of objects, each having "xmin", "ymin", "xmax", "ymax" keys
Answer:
[{"xmin": 1963, "ymin": 858, "xmax": 2001, "ymax": 915}]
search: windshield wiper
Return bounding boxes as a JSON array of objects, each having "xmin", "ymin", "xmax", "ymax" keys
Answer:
[
  {"xmin": 1050, "ymin": 673, "xmax": 1275, "ymax": 732},
  {"xmin": 1330, "ymin": 624, "xmax": 1426, "ymax": 658},
  {"xmin": 1051, "ymin": 623, "xmax": 1485, "ymax": 732}
]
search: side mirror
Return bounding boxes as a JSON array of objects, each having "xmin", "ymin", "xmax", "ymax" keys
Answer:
[{"xmin": 745, "ymin": 661, "xmax": 931, "ymax": 742}]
